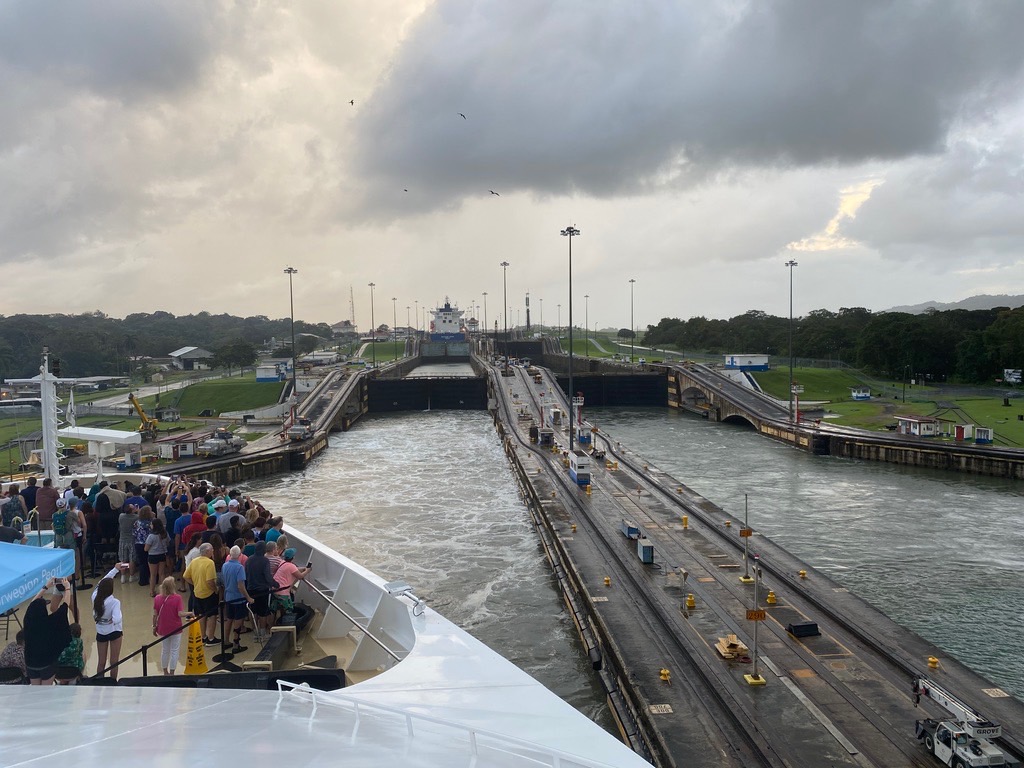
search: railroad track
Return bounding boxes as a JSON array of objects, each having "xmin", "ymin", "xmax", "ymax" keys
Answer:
[
  {"xmin": 497, "ymin": 367, "xmax": 782, "ymax": 767},
  {"xmin": 497, "ymin": 364, "xmax": 1010, "ymax": 767}
]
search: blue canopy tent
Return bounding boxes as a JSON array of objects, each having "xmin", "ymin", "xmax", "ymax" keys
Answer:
[{"xmin": 0, "ymin": 542, "xmax": 76, "ymax": 615}]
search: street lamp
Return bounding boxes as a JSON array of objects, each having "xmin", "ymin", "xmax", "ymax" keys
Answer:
[
  {"xmin": 392, "ymin": 297, "xmax": 397, "ymax": 353},
  {"xmin": 284, "ymin": 267, "xmax": 298, "ymax": 399},
  {"xmin": 406, "ymin": 305, "xmax": 410, "ymax": 342},
  {"xmin": 368, "ymin": 282, "xmax": 376, "ymax": 368},
  {"xmin": 414, "ymin": 300, "xmax": 419, "ymax": 334},
  {"xmin": 539, "ymin": 298, "xmax": 543, "ymax": 330},
  {"xmin": 500, "ymin": 261, "xmax": 510, "ymax": 373},
  {"xmin": 561, "ymin": 225, "xmax": 580, "ymax": 450},
  {"xmin": 584, "ymin": 294, "xmax": 590, "ymax": 358},
  {"xmin": 557, "ymin": 304, "xmax": 561, "ymax": 338},
  {"xmin": 629, "ymin": 278, "xmax": 636, "ymax": 363},
  {"xmin": 903, "ymin": 364, "xmax": 910, "ymax": 403},
  {"xmin": 482, "ymin": 292, "xmax": 488, "ymax": 340},
  {"xmin": 786, "ymin": 260, "xmax": 798, "ymax": 421}
]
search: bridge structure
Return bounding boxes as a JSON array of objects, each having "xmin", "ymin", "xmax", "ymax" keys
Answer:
[{"xmin": 667, "ymin": 362, "xmax": 788, "ymax": 426}]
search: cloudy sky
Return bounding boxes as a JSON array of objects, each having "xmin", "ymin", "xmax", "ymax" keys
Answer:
[{"xmin": 3, "ymin": 0, "xmax": 1024, "ymax": 333}]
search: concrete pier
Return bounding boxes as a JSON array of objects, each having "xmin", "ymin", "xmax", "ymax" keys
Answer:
[{"xmin": 491, "ymin": 361, "xmax": 1024, "ymax": 767}]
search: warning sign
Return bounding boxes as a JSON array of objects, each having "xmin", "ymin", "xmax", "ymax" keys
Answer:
[{"xmin": 185, "ymin": 621, "xmax": 208, "ymax": 675}]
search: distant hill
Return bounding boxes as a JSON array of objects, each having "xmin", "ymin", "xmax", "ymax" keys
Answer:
[{"xmin": 885, "ymin": 294, "xmax": 1024, "ymax": 314}]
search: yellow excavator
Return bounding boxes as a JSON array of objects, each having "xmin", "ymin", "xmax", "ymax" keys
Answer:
[{"xmin": 128, "ymin": 393, "xmax": 159, "ymax": 438}]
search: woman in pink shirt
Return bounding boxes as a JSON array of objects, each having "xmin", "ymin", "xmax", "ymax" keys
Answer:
[
  {"xmin": 152, "ymin": 577, "xmax": 189, "ymax": 675},
  {"xmin": 271, "ymin": 548, "xmax": 310, "ymax": 615}
]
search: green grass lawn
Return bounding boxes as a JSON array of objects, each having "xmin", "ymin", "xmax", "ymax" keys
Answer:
[
  {"xmin": 357, "ymin": 341, "xmax": 406, "ymax": 362},
  {"xmin": 752, "ymin": 367, "xmax": 1024, "ymax": 446},
  {"xmin": 163, "ymin": 378, "xmax": 283, "ymax": 417}
]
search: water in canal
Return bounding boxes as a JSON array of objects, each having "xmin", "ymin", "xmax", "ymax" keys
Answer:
[
  {"xmin": 239, "ymin": 410, "xmax": 612, "ymax": 726},
  {"xmin": 242, "ymin": 405, "xmax": 1024, "ymax": 720},
  {"xmin": 590, "ymin": 406, "xmax": 1024, "ymax": 698}
]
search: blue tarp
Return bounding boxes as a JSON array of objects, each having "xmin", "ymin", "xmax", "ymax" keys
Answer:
[{"xmin": 0, "ymin": 542, "xmax": 75, "ymax": 615}]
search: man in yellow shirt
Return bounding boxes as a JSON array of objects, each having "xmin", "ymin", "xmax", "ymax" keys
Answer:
[{"xmin": 183, "ymin": 543, "xmax": 219, "ymax": 645}]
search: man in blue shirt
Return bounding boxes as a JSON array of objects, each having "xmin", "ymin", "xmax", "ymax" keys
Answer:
[{"xmin": 222, "ymin": 546, "xmax": 253, "ymax": 653}]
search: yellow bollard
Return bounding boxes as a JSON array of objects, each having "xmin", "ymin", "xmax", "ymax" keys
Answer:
[
  {"xmin": 676, "ymin": 486, "xmax": 682, "ymax": 494},
  {"xmin": 928, "ymin": 656, "xmax": 940, "ymax": 669},
  {"xmin": 725, "ymin": 520, "xmax": 731, "ymax": 528},
  {"xmin": 585, "ymin": 484, "xmax": 592, "ymax": 496},
  {"xmin": 571, "ymin": 523, "xmax": 577, "ymax": 533},
  {"xmin": 682, "ymin": 515, "xmax": 689, "ymax": 529},
  {"xmin": 766, "ymin": 590, "xmax": 777, "ymax": 605},
  {"xmin": 685, "ymin": 593, "xmax": 696, "ymax": 610},
  {"xmin": 643, "ymin": 464, "xmax": 648, "ymax": 471},
  {"xmin": 604, "ymin": 576, "xmax": 612, "ymax": 587},
  {"xmin": 551, "ymin": 491, "xmax": 556, "ymax": 498},
  {"xmin": 659, "ymin": 668, "xmax": 671, "ymax": 684},
  {"xmin": 798, "ymin": 570, "xmax": 807, "ymax": 579}
]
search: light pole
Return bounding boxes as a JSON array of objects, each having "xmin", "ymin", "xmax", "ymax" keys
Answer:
[
  {"xmin": 903, "ymin": 364, "xmax": 910, "ymax": 403},
  {"xmin": 557, "ymin": 304, "xmax": 561, "ymax": 338},
  {"xmin": 539, "ymin": 298, "xmax": 543, "ymax": 330},
  {"xmin": 414, "ymin": 300, "xmax": 419, "ymax": 334},
  {"xmin": 368, "ymin": 282, "xmax": 376, "ymax": 368},
  {"xmin": 392, "ymin": 297, "xmax": 397, "ymax": 354},
  {"xmin": 584, "ymin": 294, "xmax": 590, "ymax": 357},
  {"xmin": 284, "ymin": 267, "xmax": 298, "ymax": 399},
  {"xmin": 561, "ymin": 225, "xmax": 580, "ymax": 450},
  {"xmin": 786, "ymin": 260, "xmax": 798, "ymax": 421},
  {"xmin": 629, "ymin": 278, "xmax": 636, "ymax": 363},
  {"xmin": 500, "ymin": 261, "xmax": 510, "ymax": 373},
  {"xmin": 406, "ymin": 306, "xmax": 410, "ymax": 341}
]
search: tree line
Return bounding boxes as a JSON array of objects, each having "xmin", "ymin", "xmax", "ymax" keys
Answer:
[
  {"xmin": 642, "ymin": 306, "xmax": 1024, "ymax": 383},
  {"xmin": 0, "ymin": 311, "xmax": 335, "ymax": 379}
]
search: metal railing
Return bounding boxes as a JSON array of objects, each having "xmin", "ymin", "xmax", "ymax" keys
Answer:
[
  {"xmin": 300, "ymin": 580, "xmax": 403, "ymax": 662},
  {"xmin": 93, "ymin": 613, "xmax": 204, "ymax": 679},
  {"xmin": 275, "ymin": 679, "xmax": 621, "ymax": 768}
]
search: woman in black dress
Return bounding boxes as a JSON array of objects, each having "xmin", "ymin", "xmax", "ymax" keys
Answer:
[{"xmin": 23, "ymin": 578, "xmax": 73, "ymax": 685}]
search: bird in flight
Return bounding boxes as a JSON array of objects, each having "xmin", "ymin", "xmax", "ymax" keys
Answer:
[
  {"xmin": 489, "ymin": 190, "xmax": 500, "ymax": 196},
  {"xmin": 404, "ymin": 189, "xmax": 408, "ymax": 192},
  {"xmin": 349, "ymin": 100, "xmax": 355, "ymax": 105},
  {"xmin": 458, "ymin": 112, "xmax": 466, "ymax": 119}
]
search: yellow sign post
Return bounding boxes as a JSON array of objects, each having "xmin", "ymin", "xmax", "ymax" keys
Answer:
[{"xmin": 185, "ymin": 621, "xmax": 208, "ymax": 675}]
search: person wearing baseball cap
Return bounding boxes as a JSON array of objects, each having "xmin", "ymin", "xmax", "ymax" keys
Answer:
[
  {"xmin": 271, "ymin": 548, "xmax": 310, "ymax": 615},
  {"xmin": 52, "ymin": 498, "xmax": 74, "ymax": 550},
  {"xmin": 217, "ymin": 498, "xmax": 243, "ymax": 537}
]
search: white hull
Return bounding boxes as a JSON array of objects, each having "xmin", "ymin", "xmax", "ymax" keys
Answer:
[{"xmin": 1, "ymin": 512, "xmax": 650, "ymax": 767}]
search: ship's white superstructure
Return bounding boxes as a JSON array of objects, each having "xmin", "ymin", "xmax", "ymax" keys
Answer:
[{"xmin": 0, "ymin": 510, "xmax": 649, "ymax": 768}]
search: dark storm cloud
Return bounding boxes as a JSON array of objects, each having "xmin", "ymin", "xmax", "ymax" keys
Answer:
[
  {"xmin": 0, "ymin": 0, "xmax": 218, "ymax": 98},
  {"xmin": 352, "ymin": 0, "xmax": 1024, "ymax": 209}
]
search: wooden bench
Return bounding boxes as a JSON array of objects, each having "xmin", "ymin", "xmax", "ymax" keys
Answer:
[{"xmin": 242, "ymin": 613, "xmax": 300, "ymax": 672}]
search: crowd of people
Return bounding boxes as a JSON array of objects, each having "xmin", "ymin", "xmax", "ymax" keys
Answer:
[{"xmin": 1, "ymin": 475, "xmax": 311, "ymax": 684}]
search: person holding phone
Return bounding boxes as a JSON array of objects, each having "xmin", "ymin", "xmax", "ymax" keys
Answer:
[
  {"xmin": 270, "ymin": 549, "xmax": 310, "ymax": 616},
  {"xmin": 23, "ymin": 577, "xmax": 73, "ymax": 685}
]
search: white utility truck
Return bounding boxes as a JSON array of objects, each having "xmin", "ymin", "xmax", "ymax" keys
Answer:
[{"xmin": 912, "ymin": 676, "xmax": 1015, "ymax": 767}]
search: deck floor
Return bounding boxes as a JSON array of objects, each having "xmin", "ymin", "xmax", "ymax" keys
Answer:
[{"xmin": 44, "ymin": 561, "xmax": 356, "ymax": 680}]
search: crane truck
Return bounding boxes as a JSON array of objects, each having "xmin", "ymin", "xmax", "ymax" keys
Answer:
[
  {"xmin": 912, "ymin": 675, "xmax": 1015, "ymax": 767},
  {"xmin": 128, "ymin": 393, "xmax": 159, "ymax": 439}
]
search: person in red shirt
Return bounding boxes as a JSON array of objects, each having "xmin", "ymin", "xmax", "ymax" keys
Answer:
[{"xmin": 180, "ymin": 511, "xmax": 207, "ymax": 549}]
